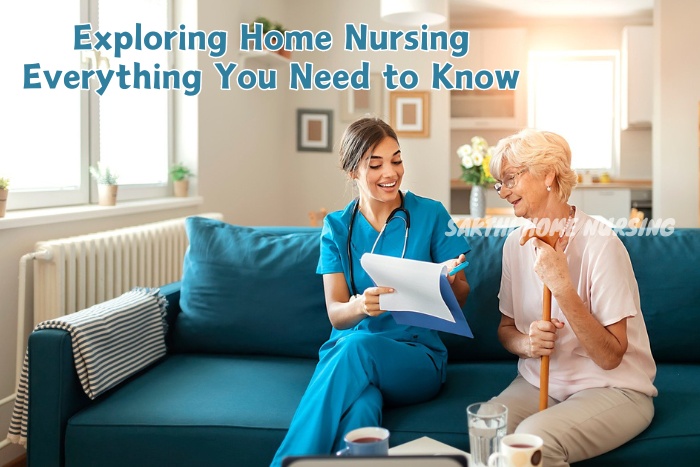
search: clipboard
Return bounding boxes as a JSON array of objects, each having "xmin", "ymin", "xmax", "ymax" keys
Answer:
[{"xmin": 360, "ymin": 253, "xmax": 473, "ymax": 337}]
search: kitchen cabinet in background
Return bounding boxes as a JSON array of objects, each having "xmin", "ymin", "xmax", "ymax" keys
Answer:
[
  {"xmin": 450, "ymin": 28, "xmax": 527, "ymax": 129},
  {"xmin": 451, "ymin": 182, "xmax": 643, "ymax": 221},
  {"xmin": 569, "ymin": 188, "xmax": 632, "ymax": 221},
  {"xmin": 621, "ymin": 25, "xmax": 652, "ymax": 129}
]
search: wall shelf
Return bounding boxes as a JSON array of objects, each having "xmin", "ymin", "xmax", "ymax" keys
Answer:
[{"xmin": 239, "ymin": 50, "xmax": 291, "ymax": 68}]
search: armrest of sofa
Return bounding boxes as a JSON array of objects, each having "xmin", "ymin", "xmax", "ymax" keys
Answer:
[
  {"xmin": 160, "ymin": 281, "xmax": 181, "ymax": 346},
  {"xmin": 26, "ymin": 283, "xmax": 181, "ymax": 467},
  {"xmin": 27, "ymin": 329, "xmax": 90, "ymax": 467}
]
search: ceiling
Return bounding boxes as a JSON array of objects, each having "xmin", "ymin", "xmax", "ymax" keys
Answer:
[{"xmin": 449, "ymin": 0, "xmax": 654, "ymax": 21}]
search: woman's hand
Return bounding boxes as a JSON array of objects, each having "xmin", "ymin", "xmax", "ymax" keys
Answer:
[
  {"xmin": 531, "ymin": 237, "xmax": 574, "ymax": 296},
  {"xmin": 355, "ymin": 286, "xmax": 394, "ymax": 317},
  {"xmin": 527, "ymin": 318, "xmax": 565, "ymax": 358},
  {"xmin": 444, "ymin": 254, "xmax": 468, "ymax": 285},
  {"xmin": 442, "ymin": 254, "xmax": 470, "ymax": 307},
  {"xmin": 499, "ymin": 314, "xmax": 565, "ymax": 360}
]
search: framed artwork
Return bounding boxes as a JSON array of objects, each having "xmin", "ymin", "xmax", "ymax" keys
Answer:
[
  {"xmin": 297, "ymin": 109, "xmax": 333, "ymax": 152},
  {"xmin": 339, "ymin": 74, "xmax": 383, "ymax": 122},
  {"xmin": 389, "ymin": 91, "xmax": 430, "ymax": 138}
]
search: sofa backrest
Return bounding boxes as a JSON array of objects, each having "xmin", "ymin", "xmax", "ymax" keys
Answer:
[
  {"xmin": 618, "ymin": 228, "xmax": 700, "ymax": 363},
  {"xmin": 172, "ymin": 218, "xmax": 700, "ymax": 365},
  {"xmin": 441, "ymin": 230, "xmax": 516, "ymax": 362},
  {"xmin": 171, "ymin": 217, "xmax": 514, "ymax": 362}
]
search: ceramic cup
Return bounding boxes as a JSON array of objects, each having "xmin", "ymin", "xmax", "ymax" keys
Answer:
[
  {"xmin": 488, "ymin": 433, "xmax": 544, "ymax": 467},
  {"xmin": 336, "ymin": 426, "xmax": 390, "ymax": 456}
]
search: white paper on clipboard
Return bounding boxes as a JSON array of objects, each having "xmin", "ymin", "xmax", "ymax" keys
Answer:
[{"xmin": 360, "ymin": 253, "xmax": 473, "ymax": 337}]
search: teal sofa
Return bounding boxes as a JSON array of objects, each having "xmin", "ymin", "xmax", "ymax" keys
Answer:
[{"xmin": 26, "ymin": 217, "xmax": 700, "ymax": 466}]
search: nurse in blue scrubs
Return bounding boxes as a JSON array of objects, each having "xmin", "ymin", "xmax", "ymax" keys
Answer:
[{"xmin": 271, "ymin": 117, "xmax": 470, "ymax": 466}]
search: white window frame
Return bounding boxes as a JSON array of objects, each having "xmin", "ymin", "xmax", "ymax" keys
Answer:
[
  {"xmin": 7, "ymin": 0, "xmax": 174, "ymax": 211},
  {"xmin": 528, "ymin": 50, "xmax": 620, "ymax": 175}
]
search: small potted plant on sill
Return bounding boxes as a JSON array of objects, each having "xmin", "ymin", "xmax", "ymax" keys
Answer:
[
  {"xmin": 169, "ymin": 163, "xmax": 194, "ymax": 197},
  {"xmin": 89, "ymin": 163, "xmax": 119, "ymax": 206},
  {"xmin": 0, "ymin": 177, "xmax": 9, "ymax": 218}
]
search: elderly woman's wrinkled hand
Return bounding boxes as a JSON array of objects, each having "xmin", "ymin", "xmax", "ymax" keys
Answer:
[
  {"xmin": 531, "ymin": 237, "xmax": 572, "ymax": 296},
  {"xmin": 527, "ymin": 318, "xmax": 565, "ymax": 358}
]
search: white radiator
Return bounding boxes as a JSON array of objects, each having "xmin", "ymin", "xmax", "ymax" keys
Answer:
[
  {"xmin": 14, "ymin": 213, "xmax": 223, "ymax": 385},
  {"xmin": 26, "ymin": 213, "xmax": 222, "ymax": 325}
]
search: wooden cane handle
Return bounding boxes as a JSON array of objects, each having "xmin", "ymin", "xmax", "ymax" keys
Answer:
[{"xmin": 520, "ymin": 227, "xmax": 559, "ymax": 248}]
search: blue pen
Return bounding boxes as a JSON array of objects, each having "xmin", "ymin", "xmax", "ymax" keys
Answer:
[{"xmin": 448, "ymin": 260, "xmax": 470, "ymax": 276}]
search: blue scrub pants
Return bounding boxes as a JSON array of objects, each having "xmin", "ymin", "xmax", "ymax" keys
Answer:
[{"xmin": 270, "ymin": 332, "xmax": 444, "ymax": 467}]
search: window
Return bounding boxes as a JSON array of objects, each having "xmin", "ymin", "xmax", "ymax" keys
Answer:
[
  {"xmin": 1, "ymin": 0, "xmax": 172, "ymax": 210},
  {"xmin": 529, "ymin": 51, "xmax": 619, "ymax": 173}
]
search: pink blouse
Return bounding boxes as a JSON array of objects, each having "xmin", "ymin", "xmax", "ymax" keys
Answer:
[{"xmin": 498, "ymin": 210, "xmax": 657, "ymax": 400}]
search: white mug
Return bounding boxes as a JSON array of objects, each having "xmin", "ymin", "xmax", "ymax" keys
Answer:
[
  {"xmin": 336, "ymin": 426, "xmax": 390, "ymax": 456},
  {"xmin": 488, "ymin": 433, "xmax": 543, "ymax": 467}
]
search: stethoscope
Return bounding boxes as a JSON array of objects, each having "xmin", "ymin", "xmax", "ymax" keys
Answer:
[{"xmin": 347, "ymin": 191, "xmax": 411, "ymax": 296}]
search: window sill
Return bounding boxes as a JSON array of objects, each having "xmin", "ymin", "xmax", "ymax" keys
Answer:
[{"xmin": 0, "ymin": 196, "xmax": 203, "ymax": 231}]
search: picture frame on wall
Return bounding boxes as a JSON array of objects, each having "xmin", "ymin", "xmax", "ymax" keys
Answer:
[
  {"xmin": 339, "ymin": 74, "xmax": 383, "ymax": 122},
  {"xmin": 389, "ymin": 91, "xmax": 430, "ymax": 138},
  {"xmin": 297, "ymin": 109, "xmax": 333, "ymax": 152}
]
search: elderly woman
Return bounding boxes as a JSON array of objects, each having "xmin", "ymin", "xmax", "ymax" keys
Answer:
[{"xmin": 488, "ymin": 129, "xmax": 657, "ymax": 467}]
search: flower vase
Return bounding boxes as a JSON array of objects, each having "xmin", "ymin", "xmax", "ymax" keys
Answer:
[{"xmin": 470, "ymin": 185, "xmax": 486, "ymax": 218}]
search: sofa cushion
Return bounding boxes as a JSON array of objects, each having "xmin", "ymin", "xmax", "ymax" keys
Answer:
[
  {"xmin": 64, "ymin": 354, "xmax": 318, "ymax": 467},
  {"xmin": 573, "ymin": 363, "xmax": 700, "ymax": 466},
  {"xmin": 618, "ymin": 228, "xmax": 700, "ymax": 363},
  {"xmin": 172, "ymin": 218, "xmax": 331, "ymax": 358},
  {"xmin": 66, "ymin": 356, "xmax": 700, "ymax": 467}
]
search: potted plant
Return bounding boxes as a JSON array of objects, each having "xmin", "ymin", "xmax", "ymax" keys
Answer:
[
  {"xmin": 249, "ymin": 16, "xmax": 290, "ymax": 59},
  {"xmin": 272, "ymin": 22, "xmax": 291, "ymax": 59},
  {"xmin": 89, "ymin": 163, "xmax": 119, "ymax": 206},
  {"xmin": 0, "ymin": 177, "xmax": 9, "ymax": 218},
  {"xmin": 169, "ymin": 163, "xmax": 194, "ymax": 197}
]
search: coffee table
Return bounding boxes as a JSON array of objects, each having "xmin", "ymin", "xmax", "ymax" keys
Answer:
[{"xmin": 389, "ymin": 436, "xmax": 471, "ymax": 465}]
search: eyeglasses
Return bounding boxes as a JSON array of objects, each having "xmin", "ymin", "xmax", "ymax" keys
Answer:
[{"xmin": 494, "ymin": 169, "xmax": 527, "ymax": 193}]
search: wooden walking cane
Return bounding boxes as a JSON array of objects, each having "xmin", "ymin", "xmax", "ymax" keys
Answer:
[{"xmin": 520, "ymin": 229, "xmax": 560, "ymax": 411}]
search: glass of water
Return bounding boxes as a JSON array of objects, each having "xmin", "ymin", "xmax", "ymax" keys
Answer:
[{"xmin": 467, "ymin": 402, "xmax": 508, "ymax": 467}]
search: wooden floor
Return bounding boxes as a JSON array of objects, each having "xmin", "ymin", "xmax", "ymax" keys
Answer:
[{"xmin": 3, "ymin": 454, "xmax": 26, "ymax": 467}]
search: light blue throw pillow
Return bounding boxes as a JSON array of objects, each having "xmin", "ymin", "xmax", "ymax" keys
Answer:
[{"xmin": 172, "ymin": 217, "xmax": 331, "ymax": 358}]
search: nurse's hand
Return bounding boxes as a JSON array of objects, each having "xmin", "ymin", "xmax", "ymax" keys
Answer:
[
  {"xmin": 444, "ymin": 254, "xmax": 468, "ymax": 284},
  {"xmin": 356, "ymin": 286, "xmax": 394, "ymax": 317},
  {"xmin": 443, "ymin": 254, "xmax": 470, "ymax": 307}
]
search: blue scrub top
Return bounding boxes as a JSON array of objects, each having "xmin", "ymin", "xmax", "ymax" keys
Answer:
[{"xmin": 317, "ymin": 191, "xmax": 470, "ymax": 369}]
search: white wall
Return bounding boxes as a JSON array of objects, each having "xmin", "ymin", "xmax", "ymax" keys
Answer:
[
  {"xmin": 283, "ymin": 0, "xmax": 451, "ymax": 223},
  {"xmin": 196, "ymin": 0, "xmax": 292, "ymax": 226},
  {"xmin": 195, "ymin": 0, "xmax": 453, "ymax": 227},
  {"xmin": 653, "ymin": 0, "xmax": 700, "ymax": 227}
]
